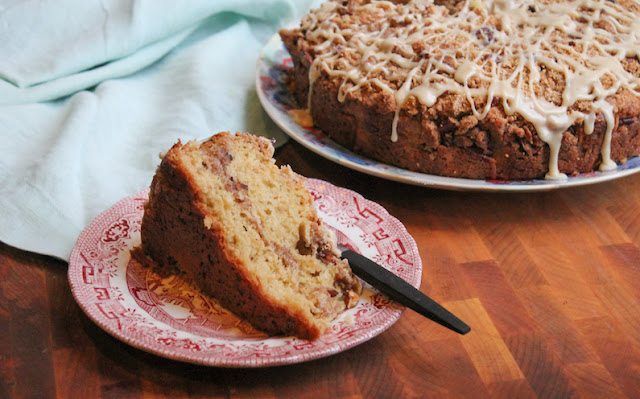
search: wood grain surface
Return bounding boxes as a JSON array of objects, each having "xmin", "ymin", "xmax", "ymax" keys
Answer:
[{"xmin": 2, "ymin": 140, "xmax": 640, "ymax": 399}]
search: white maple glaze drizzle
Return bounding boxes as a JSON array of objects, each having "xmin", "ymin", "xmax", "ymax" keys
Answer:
[{"xmin": 299, "ymin": 0, "xmax": 640, "ymax": 179}]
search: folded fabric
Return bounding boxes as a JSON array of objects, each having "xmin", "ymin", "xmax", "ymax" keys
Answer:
[{"xmin": 0, "ymin": 0, "xmax": 321, "ymax": 260}]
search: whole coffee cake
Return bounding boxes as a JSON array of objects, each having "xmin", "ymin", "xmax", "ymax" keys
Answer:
[{"xmin": 280, "ymin": 0, "xmax": 640, "ymax": 180}]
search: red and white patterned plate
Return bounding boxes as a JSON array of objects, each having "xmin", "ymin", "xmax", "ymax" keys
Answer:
[{"xmin": 68, "ymin": 179, "xmax": 422, "ymax": 367}]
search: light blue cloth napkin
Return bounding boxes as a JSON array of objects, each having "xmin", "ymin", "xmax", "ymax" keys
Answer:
[{"xmin": 0, "ymin": 0, "xmax": 320, "ymax": 260}]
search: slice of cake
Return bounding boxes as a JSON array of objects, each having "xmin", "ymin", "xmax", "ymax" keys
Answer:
[{"xmin": 139, "ymin": 132, "xmax": 361, "ymax": 339}]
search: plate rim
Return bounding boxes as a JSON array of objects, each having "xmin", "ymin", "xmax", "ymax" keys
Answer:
[
  {"xmin": 68, "ymin": 179, "xmax": 422, "ymax": 368},
  {"xmin": 256, "ymin": 32, "xmax": 640, "ymax": 192}
]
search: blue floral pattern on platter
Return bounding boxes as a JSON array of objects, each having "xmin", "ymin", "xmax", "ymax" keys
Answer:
[{"xmin": 256, "ymin": 34, "xmax": 640, "ymax": 192}]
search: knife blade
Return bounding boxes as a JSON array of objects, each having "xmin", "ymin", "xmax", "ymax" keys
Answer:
[{"xmin": 338, "ymin": 245, "xmax": 470, "ymax": 335}]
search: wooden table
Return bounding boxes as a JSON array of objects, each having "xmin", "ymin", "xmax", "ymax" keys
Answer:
[{"xmin": 2, "ymin": 140, "xmax": 640, "ymax": 398}]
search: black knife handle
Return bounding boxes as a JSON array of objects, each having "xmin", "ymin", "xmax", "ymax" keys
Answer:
[{"xmin": 341, "ymin": 249, "xmax": 470, "ymax": 335}]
